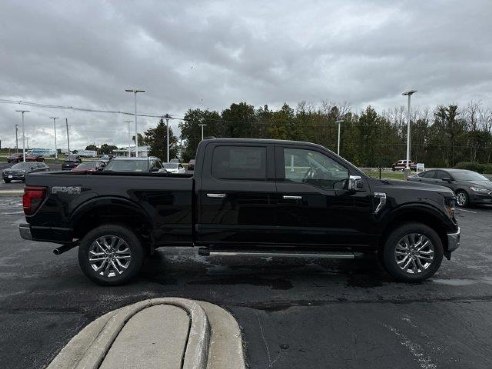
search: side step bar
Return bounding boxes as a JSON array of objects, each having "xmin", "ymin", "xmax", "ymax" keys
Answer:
[{"xmin": 198, "ymin": 249, "xmax": 364, "ymax": 259}]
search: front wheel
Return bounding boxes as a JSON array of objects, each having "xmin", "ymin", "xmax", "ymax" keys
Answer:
[
  {"xmin": 455, "ymin": 190, "xmax": 469, "ymax": 208},
  {"xmin": 383, "ymin": 223, "xmax": 443, "ymax": 282},
  {"xmin": 78, "ymin": 224, "xmax": 144, "ymax": 285},
  {"xmin": 4, "ymin": 179, "xmax": 11, "ymax": 183}
]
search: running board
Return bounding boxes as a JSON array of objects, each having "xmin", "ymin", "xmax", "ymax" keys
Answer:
[{"xmin": 198, "ymin": 249, "xmax": 364, "ymax": 259}]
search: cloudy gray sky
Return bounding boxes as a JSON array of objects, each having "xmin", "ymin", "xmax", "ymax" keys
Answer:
[{"xmin": 1, "ymin": 0, "xmax": 491, "ymax": 150}]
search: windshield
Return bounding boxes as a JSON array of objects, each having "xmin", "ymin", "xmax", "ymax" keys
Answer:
[
  {"xmin": 163, "ymin": 163, "xmax": 178, "ymax": 169},
  {"xmin": 104, "ymin": 160, "xmax": 149, "ymax": 172},
  {"xmin": 10, "ymin": 163, "xmax": 31, "ymax": 170},
  {"xmin": 451, "ymin": 171, "xmax": 489, "ymax": 181}
]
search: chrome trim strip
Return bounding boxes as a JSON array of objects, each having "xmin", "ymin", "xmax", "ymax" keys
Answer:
[{"xmin": 373, "ymin": 192, "xmax": 387, "ymax": 214}]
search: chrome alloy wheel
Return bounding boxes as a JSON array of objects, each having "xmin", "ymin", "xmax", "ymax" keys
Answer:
[
  {"xmin": 456, "ymin": 192, "xmax": 467, "ymax": 207},
  {"xmin": 88, "ymin": 235, "xmax": 132, "ymax": 278},
  {"xmin": 394, "ymin": 233, "xmax": 435, "ymax": 274}
]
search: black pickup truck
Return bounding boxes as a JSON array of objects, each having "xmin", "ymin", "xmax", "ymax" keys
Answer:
[{"xmin": 19, "ymin": 138, "xmax": 460, "ymax": 285}]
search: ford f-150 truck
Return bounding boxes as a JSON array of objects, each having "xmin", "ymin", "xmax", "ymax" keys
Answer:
[{"xmin": 19, "ymin": 138, "xmax": 460, "ymax": 285}]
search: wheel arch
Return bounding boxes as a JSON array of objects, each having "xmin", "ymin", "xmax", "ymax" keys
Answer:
[
  {"xmin": 380, "ymin": 206, "xmax": 449, "ymax": 252},
  {"xmin": 71, "ymin": 197, "xmax": 154, "ymax": 251}
]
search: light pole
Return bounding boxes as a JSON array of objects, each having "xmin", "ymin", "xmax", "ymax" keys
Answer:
[
  {"xmin": 15, "ymin": 124, "xmax": 18, "ymax": 153},
  {"xmin": 50, "ymin": 117, "xmax": 59, "ymax": 159},
  {"xmin": 199, "ymin": 124, "xmax": 206, "ymax": 141},
  {"xmin": 335, "ymin": 119, "xmax": 344, "ymax": 156},
  {"xmin": 15, "ymin": 110, "xmax": 29, "ymax": 162},
  {"xmin": 402, "ymin": 90, "xmax": 417, "ymax": 171},
  {"xmin": 65, "ymin": 118, "xmax": 70, "ymax": 154},
  {"xmin": 164, "ymin": 114, "xmax": 171, "ymax": 162},
  {"xmin": 125, "ymin": 89, "xmax": 145, "ymax": 157},
  {"xmin": 124, "ymin": 120, "xmax": 133, "ymax": 157}
]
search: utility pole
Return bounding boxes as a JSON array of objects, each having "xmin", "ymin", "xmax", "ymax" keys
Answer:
[
  {"xmin": 125, "ymin": 89, "xmax": 145, "ymax": 157},
  {"xmin": 65, "ymin": 118, "xmax": 70, "ymax": 154},
  {"xmin": 50, "ymin": 117, "xmax": 59, "ymax": 159},
  {"xmin": 164, "ymin": 114, "xmax": 171, "ymax": 162},
  {"xmin": 199, "ymin": 124, "xmax": 206, "ymax": 141},
  {"xmin": 15, "ymin": 110, "xmax": 29, "ymax": 162},
  {"xmin": 335, "ymin": 120, "xmax": 344, "ymax": 156},
  {"xmin": 402, "ymin": 90, "xmax": 417, "ymax": 173},
  {"xmin": 15, "ymin": 124, "xmax": 19, "ymax": 153},
  {"xmin": 124, "ymin": 120, "xmax": 133, "ymax": 157}
]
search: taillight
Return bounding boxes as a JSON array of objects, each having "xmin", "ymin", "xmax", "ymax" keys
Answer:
[{"xmin": 23, "ymin": 186, "xmax": 47, "ymax": 216}]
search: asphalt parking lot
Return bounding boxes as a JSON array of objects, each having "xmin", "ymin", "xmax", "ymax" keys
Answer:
[{"xmin": 1, "ymin": 196, "xmax": 492, "ymax": 368}]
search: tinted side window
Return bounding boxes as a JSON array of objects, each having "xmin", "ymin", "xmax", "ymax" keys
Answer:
[
  {"xmin": 422, "ymin": 171, "xmax": 436, "ymax": 178},
  {"xmin": 435, "ymin": 170, "xmax": 451, "ymax": 180},
  {"xmin": 212, "ymin": 146, "xmax": 267, "ymax": 180},
  {"xmin": 283, "ymin": 148, "xmax": 349, "ymax": 190}
]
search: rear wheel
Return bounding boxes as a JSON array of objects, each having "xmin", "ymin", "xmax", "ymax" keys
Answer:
[
  {"xmin": 455, "ymin": 190, "xmax": 469, "ymax": 208},
  {"xmin": 383, "ymin": 223, "xmax": 443, "ymax": 282},
  {"xmin": 78, "ymin": 224, "xmax": 144, "ymax": 285}
]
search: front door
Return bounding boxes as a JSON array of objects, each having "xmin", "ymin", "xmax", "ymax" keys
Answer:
[{"xmin": 274, "ymin": 145, "xmax": 373, "ymax": 248}]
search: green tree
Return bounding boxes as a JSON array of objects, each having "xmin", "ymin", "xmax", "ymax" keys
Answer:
[
  {"xmin": 99, "ymin": 144, "xmax": 118, "ymax": 155},
  {"xmin": 85, "ymin": 144, "xmax": 97, "ymax": 151},
  {"xmin": 144, "ymin": 118, "xmax": 178, "ymax": 161},
  {"xmin": 221, "ymin": 102, "xmax": 256, "ymax": 137},
  {"xmin": 179, "ymin": 109, "xmax": 222, "ymax": 162}
]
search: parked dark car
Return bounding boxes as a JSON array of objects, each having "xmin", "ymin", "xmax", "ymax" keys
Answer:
[
  {"xmin": 7, "ymin": 153, "xmax": 23, "ymax": 163},
  {"xmin": 103, "ymin": 157, "xmax": 163, "ymax": 172},
  {"xmin": 72, "ymin": 161, "xmax": 105, "ymax": 172},
  {"xmin": 19, "ymin": 138, "xmax": 460, "ymax": 286},
  {"xmin": 408, "ymin": 169, "xmax": 492, "ymax": 207},
  {"xmin": 25, "ymin": 153, "xmax": 45, "ymax": 162},
  {"xmin": 62, "ymin": 155, "xmax": 82, "ymax": 170},
  {"xmin": 3, "ymin": 162, "xmax": 49, "ymax": 183}
]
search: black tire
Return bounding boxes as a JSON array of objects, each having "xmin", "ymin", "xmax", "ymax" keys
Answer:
[
  {"xmin": 4, "ymin": 179, "xmax": 11, "ymax": 183},
  {"xmin": 383, "ymin": 223, "xmax": 443, "ymax": 282},
  {"xmin": 455, "ymin": 190, "xmax": 469, "ymax": 208},
  {"xmin": 78, "ymin": 224, "xmax": 144, "ymax": 286}
]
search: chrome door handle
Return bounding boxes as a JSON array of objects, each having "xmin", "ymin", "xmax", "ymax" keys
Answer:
[
  {"xmin": 207, "ymin": 193, "xmax": 226, "ymax": 198},
  {"xmin": 282, "ymin": 195, "xmax": 302, "ymax": 200}
]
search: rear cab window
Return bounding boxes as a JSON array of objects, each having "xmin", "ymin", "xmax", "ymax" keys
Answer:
[{"xmin": 212, "ymin": 145, "xmax": 267, "ymax": 180}]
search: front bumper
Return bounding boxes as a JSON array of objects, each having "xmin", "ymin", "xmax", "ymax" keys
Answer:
[{"xmin": 447, "ymin": 227, "xmax": 460, "ymax": 252}]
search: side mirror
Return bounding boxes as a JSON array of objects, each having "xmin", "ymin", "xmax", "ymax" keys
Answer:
[{"xmin": 348, "ymin": 175, "xmax": 364, "ymax": 192}]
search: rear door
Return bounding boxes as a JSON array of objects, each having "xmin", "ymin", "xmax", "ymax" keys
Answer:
[
  {"xmin": 196, "ymin": 142, "xmax": 277, "ymax": 246},
  {"xmin": 273, "ymin": 145, "xmax": 375, "ymax": 247}
]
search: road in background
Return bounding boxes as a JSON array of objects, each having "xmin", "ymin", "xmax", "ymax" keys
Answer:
[{"xmin": 1, "ymin": 203, "xmax": 492, "ymax": 368}]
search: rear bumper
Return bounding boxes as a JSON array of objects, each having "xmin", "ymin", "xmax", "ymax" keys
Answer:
[
  {"xmin": 19, "ymin": 224, "xmax": 32, "ymax": 240},
  {"xmin": 447, "ymin": 227, "xmax": 460, "ymax": 252},
  {"xmin": 19, "ymin": 224, "xmax": 74, "ymax": 243}
]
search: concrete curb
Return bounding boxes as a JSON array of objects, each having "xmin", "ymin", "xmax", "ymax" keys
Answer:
[
  {"xmin": 47, "ymin": 298, "xmax": 245, "ymax": 369},
  {"xmin": 48, "ymin": 298, "xmax": 210, "ymax": 369},
  {"xmin": 0, "ymin": 189, "xmax": 23, "ymax": 197}
]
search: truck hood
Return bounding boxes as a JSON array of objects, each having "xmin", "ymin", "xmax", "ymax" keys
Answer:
[{"xmin": 369, "ymin": 178, "xmax": 455, "ymax": 197}]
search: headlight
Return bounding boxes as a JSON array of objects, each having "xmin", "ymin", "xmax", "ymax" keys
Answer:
[{"xmin": 470, "ymin": 186, "xmax": 490, "ymax": 194}]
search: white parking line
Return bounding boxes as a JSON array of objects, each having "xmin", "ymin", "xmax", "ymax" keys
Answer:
[{"xmin": 456, "ymin": 208, "xmax": 477, "ymax": 214}]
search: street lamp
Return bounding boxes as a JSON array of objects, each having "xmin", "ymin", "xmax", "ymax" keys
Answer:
[
  {"xmin": 15, "ymin": 110, "xmax": 29, "ymax": 162},
  {"xmin": 49, "ymin": 117, "xmax": 59, "ymax": 159},
  {"xmin": 199, "ymin": 124, "xmax": 206, "ymax": 141},
  {"xmin": 125, "ymin": 89, "xmax": 145, "ymax": 157},
  {"xmin": 402, "ymin": 90, "xmax": 417, "ymax": 170},
  {"xmin": 164, "ymin": 114, "xmax": 171, "ymax": 162},
  {"xmin": 335, "ymin": 119, "xmax": 344, "ymax": 156}
]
